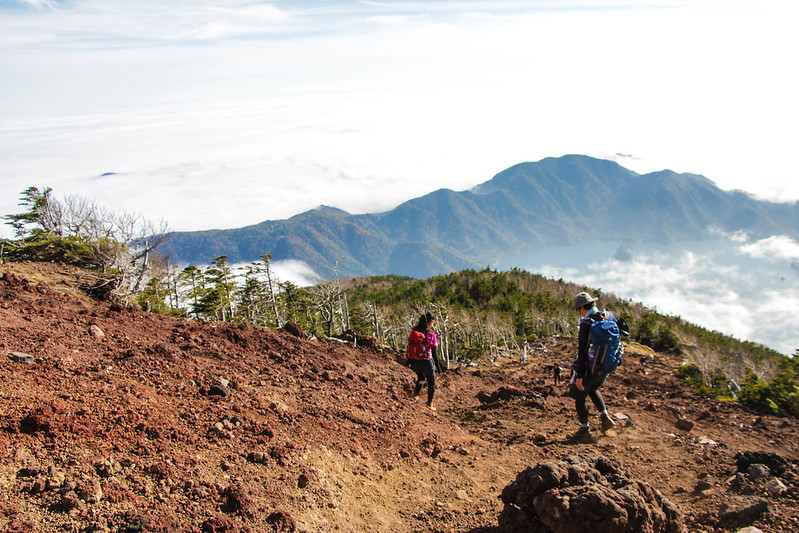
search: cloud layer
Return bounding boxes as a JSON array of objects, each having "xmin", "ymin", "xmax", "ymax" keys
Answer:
[{"xmin": 504, "ymin": 234, "xmax": 799, "ymax": 355}]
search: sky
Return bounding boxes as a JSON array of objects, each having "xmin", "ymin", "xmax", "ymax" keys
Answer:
[
  {"xmin": 1, "ymin": 0, "xmax": 798, "ymax": 352},
  {"xmin": 2, "ymin": 0, "xmax": 798, "ymax": 236}
]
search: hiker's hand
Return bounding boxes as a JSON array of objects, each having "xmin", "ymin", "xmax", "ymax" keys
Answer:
[{"xmin": 575, "ymin": 378, "xmax": 584, "ymax": 391}]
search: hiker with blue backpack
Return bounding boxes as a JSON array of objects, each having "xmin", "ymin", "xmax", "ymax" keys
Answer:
[
  {"xmin": 568, "ymin": 291, "xmax": 628, "ymax": 443},
  {"xmin": 406, "ymin": 312, "xmax": 442, "ymax": 411}
]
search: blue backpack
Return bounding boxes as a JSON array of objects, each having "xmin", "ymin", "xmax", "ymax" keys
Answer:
[{"xmin": 588, "ymin": 312, "xmax": 623, "ymax": 374}]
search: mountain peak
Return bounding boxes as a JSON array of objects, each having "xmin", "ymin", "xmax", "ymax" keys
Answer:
[{"xmin": 159, "ymin": 155, "xmax": 799, "ymax": 278}]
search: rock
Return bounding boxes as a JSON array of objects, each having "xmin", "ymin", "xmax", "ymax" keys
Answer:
[
  {"xmin": 477, "ymin": 387, "xmax": 525, "ymax": 404},
  {"xmin": 46, "ymin": 471, "xmax": 65, "ymax": 492},
  {"xmin": 89, "ymin": 324, "xmax": 105, "ymax": 339},
  {"xmin": 208, "ymin": 382, "xmax": 229, "ymax": 397},
  {"xmin": 675, "ymin": 418, "xmax": 695, "ymax": 432},
  {"xmin": 695, "ymin": 479, "xmax": 713, "ymax": 492},
  {"xmin": 614, "ymin": 412, "xmax": 635, "ymax": 427},
  {"xmin": 735, "ymin": 451, "xmax": 790, "ymax": 477},
  {"xmin": 498, "ymin": 454, "xmax": 686, "ymax": 533},
  {"xmin": 77, "ymin": 478, "xmax": 103, "ymax": 503},
  {"xmin": 266, "ymin": 509, "xmax": 296, "ymax": 532},
  {"xmin": 221, "ymin": 485, "xmax": 253, "ymax": 516},
  {"xmin": 8, "ymin": 352, "xmax": 34, "ymax": 365},
  {"xmin": 95, "ymin": 458, "xmax": 122, "ymax": 478},
  {"xmin": 282, "ymin": 321, "xmax": 306, "ymax": 338},
  {"xmin": 668, "ymin": 407, "xmax": 683, "ymax": 422},
  {"xmin": 766, "ymin": 478, "xmax": 787, "ymax": 497},
  {"xmin": 27, "ymin": 478, "xmax": 46, "ymax": 494},
  {"xmin": 201, "ymin": 516, "xmax": 237, "ymax": 532},
  {"xmin": 60, "ymin": 480, "xmax": 78, "ymax": 495},
  {"xmin": 747, "ymin": 464, "xmax": 771, "ymax": 480},
  {"xmin": 736, "ymin": 527, "xmax": 764, "ymax": 533},
  {"xmin": 60, "ymin": 490, "xmax": 83, "ymax": 511},
  {"xmin": 719, "ymin": 497, "xmax": 770, "ymax": 524},
  {"xmin": 248, "ymin": 452, "xmax": 268, "ymax": 464}
]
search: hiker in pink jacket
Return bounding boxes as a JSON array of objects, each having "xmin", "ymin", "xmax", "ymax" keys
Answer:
[{"xmin": 407, "ymin": 312, "xmax": 442, "ymax": 410}]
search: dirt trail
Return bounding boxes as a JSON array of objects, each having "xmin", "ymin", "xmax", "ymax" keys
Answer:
[{"xmin": 0, "ymin": 261, "xmax": 797, "ymax": 532}]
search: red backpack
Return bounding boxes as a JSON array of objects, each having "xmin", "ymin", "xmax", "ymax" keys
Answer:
[{"xmin": 406, "ymin": 330, "xmax": 427, "ymax": 360}]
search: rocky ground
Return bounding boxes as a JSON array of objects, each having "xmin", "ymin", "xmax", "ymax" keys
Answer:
[{"xmin": 1, "ymin": 261, "xmax": 798, "ymax": 532}]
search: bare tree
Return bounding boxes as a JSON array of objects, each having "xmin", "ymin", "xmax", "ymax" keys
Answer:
[
  {"xmin": 259, "ymin": 254, "xmax": 282, "ymax": 327},
  {"xmin": 310, "ymin": 281, "xmax": 342, "ymax": 337}
]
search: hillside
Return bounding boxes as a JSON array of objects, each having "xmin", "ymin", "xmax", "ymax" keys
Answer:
[
  {"xmin": 157, "ymin": 155, "xmax": 799, "ymax": 278},
  {"xmin": 1, "ymin": 261, "xmax": 799, "ymax": 532}
]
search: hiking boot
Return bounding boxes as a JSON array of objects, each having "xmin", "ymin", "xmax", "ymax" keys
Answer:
[
  {"xmin": 412, "ymin": 394, "xmax": 420, "ymax": 402},
  {"xmin": 570, "ymin": 426, "xmax": 594, "ymax": 443},
  {"xmin": 427, "ymin": 404, "xmax": 436, "ymax": 411},
  {"xmin": 601, "ymin": 414, "xmax": 616, "ymax": 432}
]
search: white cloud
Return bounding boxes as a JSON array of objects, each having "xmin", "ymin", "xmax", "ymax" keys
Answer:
[
  {"xmin": 228, "ymin": 259, "xmax": 320, "ymax": 288},
  {"xmin": 14, "ymin": 0, "xmax": 58, "ymax": 10},
  {"xmin": 272, "ymin": 259, "xmax": 322, "ymax": 287},
  {"xmin": 739, "ymin": 236, "xmax": 799, "ymax": 262}
]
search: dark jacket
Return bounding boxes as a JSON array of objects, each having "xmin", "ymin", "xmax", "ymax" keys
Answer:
[{"xmin": 573, "ymin": 309, "xmax": 606, "ymax": 378}]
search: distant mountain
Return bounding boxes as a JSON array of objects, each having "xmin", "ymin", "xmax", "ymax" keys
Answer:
[{"xmin": 159, "ymin": 155, "xmax": 799, "ymax": 278}]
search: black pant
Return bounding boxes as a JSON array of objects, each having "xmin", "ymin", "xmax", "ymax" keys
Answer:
[
  {"xmin": 570, "ymin": 372, "xmax": 608, "ymax": 425},
  {"xmin": 411, "ymin": 359, "xmax": 436, "ymax": 405}
]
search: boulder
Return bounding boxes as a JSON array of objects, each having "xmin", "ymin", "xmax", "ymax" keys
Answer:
[
  {"xmin": 498, "ymin": 454, "xmax": 686, "ymax": 533},
  {"xmin": 719, "ymin": 497, "xmax": 769, "ymax": 524},
  {"xmin": 735, "ymin": 451, "xmax": 790, "ymax": 477}
]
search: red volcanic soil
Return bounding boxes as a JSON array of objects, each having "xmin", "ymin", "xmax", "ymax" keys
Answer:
[{"xmin": 1, "ymin": 261, "xmax": 797, "ymax": 532}]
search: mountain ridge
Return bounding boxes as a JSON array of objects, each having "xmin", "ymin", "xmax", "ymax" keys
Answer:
[{"xmin": 158, "ymin": 155, "xmax": 799, "ymax": 278}]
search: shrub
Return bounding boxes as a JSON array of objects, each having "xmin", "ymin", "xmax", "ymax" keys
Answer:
[{"xmin": 738, "ymin": 359, "xmax": 799, "ymax": 418}]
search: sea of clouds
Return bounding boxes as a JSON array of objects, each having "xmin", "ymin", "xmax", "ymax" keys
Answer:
[{"xmin": 498, "ymin": 233, "xmax": 799, "ymax": 355}]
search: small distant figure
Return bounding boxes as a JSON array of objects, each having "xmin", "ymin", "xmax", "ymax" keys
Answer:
[
  {"xmin": 638, "ymin": 354, "xmax": 653, "ymax": 374},
  {"xmin": 553, "ymin": 364, "xmax": 562, "ymax": 385},
  {"xmin": 519, "ymin": 342, "xmax": 528, "ymax": 364}
]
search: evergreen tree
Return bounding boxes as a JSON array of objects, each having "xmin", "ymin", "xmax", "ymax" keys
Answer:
[{"xmin": 196, "ymin": 256, "xmax": 235, "ymax": 321}]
